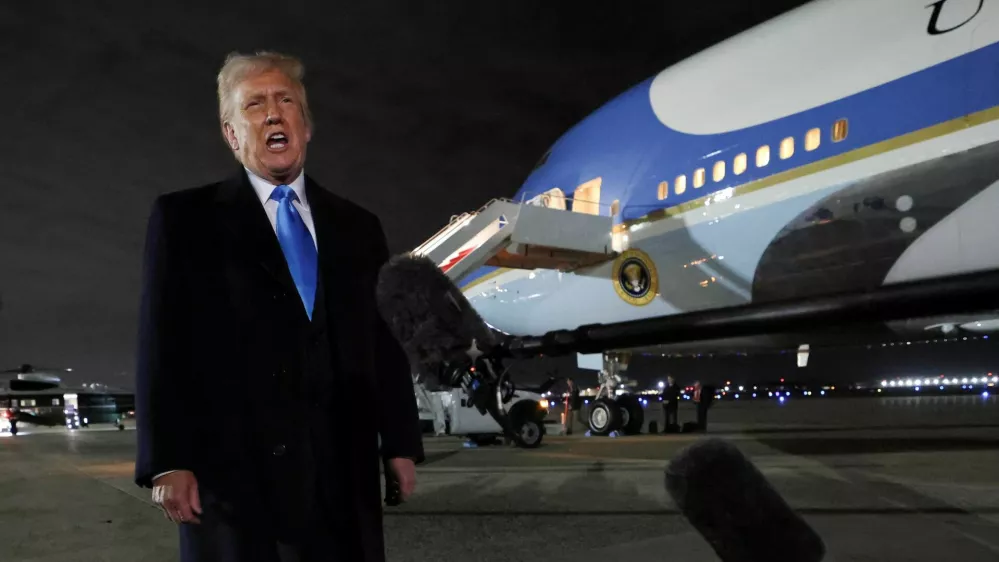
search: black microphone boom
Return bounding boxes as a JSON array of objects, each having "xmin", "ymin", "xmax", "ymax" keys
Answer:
[
  {"xmin": 507, "ymin": 267, "xmax": 999, "ymax": 358},
  {"xmin": 665, "ymin": 438, "xmax": 825, "ymax": 562}
]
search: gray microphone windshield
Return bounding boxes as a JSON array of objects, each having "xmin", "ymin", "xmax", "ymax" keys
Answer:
[
  {"xmin": 375, "ymin": 254, "xmax": 496, "ymax": 367},
  {"xmin": 665, "ymin": 438, "xmax": 825, "ymax": 562}
]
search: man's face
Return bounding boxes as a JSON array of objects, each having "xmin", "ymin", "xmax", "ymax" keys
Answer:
[{"xmin": 224, "ymin": 69, "xmax": 311, "ymax": 184}]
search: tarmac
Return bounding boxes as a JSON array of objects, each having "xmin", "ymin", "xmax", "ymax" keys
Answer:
[{"xmin": 1, "ymin": 395, "xmax": 998, "ymax": 562}]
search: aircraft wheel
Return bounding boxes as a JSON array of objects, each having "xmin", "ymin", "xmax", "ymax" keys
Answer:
[
  {"xmin": 616, "ymin": 394, "xmax": 644, "ymax": 435},
  {"xmin": 588, "ymin": 398, "xmax": 622, "ymax": 436}
]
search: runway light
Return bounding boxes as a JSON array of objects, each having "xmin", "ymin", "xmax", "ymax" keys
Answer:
[
  {"xmin": 779, "ymin": 396, "xmax": 786, "ymax": 403},
  {"xmin": 984, "ymin": 391, "xmax": 990, "ymax": 398},
  {"xmin": 768, "ymin": 392, "xmax": 773, "ymax": 397},
  {"xmin": 752, "ymin": 393, "xmax": 757, "ymax": 398},
  {"xmin": 890, "ymin": 381, "xmax": 897, "ymax": 387},
  {"xmin": 939, "ymin": 386, "xmax": 944, "ymax": 390},
  {"xmin": 786, "ymin": 392, "xmax": 791, "ymax": 397},
  {"xmin": 658, "ymin": 381, "xmax": 665, "ymax": 389},
  {"xmin": 915, "ymin": 386, "xmax": 920, "ymax": 391},
  {"xmin": 738, "ymin": 386, "xmax": 744, "ymax": 391},
  {"xmin": 820, "ymin": 390, "xmax": 825, "ymax": 396},
  {"xmin": 881, "ymin": 380, "xmax": 888, "ymax": 387},
  {"xmin": 734, "ymin": 394, "xmax": 740, "ymax": 399}
]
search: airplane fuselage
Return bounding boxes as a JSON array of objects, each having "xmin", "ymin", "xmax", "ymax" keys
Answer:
[{"xmin": 457, "ymin": 0, "xmax": 999, "ymax": 340}]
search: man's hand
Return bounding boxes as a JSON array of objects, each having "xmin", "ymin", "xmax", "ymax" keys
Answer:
[
  {"xmin": 152, "ymin": 470, "xmax": 202, "ymax": 524},
  {"xmin": 387, "ymin": 457, "xmax": 416, "ymax": 502}
]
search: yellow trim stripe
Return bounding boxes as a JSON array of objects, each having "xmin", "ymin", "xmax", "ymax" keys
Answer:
[{"xmin": 613, "ymin": 104, "xmax": 999, "ymax": 233}]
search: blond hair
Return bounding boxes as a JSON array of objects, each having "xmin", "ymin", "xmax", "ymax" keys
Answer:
[{"xmin": 216, "ymin": 51, "xmax": 314, "ymax": 132}]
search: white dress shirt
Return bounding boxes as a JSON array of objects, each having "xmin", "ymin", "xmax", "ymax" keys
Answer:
[
  {"xmin": 153, "ymin": 168, "xmax": 317, "ymax": 484},
  {"xmin": 244, "ymin": 167, "xmax": 318, "ymax": 248}
]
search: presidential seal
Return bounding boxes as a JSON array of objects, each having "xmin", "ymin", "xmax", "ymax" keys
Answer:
[{"xmin": 612, "ymin": 249, "xmax": 659, "ymax": 306}]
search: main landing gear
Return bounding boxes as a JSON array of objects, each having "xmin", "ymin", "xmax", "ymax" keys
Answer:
[{"xmin": 584, "ymin": 352, "xmax": 645, "ymax": 436}]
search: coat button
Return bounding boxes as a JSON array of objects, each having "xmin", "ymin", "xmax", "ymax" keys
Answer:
[{"xmin": 272, "ymin": 444, "xmax": 286, "ymax": 456}]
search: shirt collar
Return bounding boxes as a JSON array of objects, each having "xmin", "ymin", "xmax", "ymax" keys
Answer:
[{"xmin": 245, "ymin": 167, "xmax": 309, "ymax": 210}]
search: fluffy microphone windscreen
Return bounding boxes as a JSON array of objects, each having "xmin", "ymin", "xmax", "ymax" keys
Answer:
[
  {"xmin": 375, "ymin": 254, "xmax": 496, "ymax": 367},
  {"xmin": 665, "ymin": 438, "xmax": 825, "ymax": 562}
]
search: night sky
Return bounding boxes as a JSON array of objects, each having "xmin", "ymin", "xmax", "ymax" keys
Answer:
[{"xmin": 1, "ymin": 0, "xmax": 912, "ymax": 389}]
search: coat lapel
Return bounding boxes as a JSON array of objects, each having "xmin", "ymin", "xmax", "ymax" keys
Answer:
[
  {"xmin": 216, "ymin": 169, "xmax": 300, "ymax": 299},
  {"xmin": 305, "ymin": 176, "xmax": 360, "ymax": 362}
]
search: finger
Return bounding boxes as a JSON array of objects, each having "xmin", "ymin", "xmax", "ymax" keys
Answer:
[
  {"xmin": 189, "ymin": 480, "xmax": 202, "ymax": 515},
  {"xmin": 164, "ymin": 498, "xmax": 187, "ymax": 523},
  {"xmin": 178, "ymin": 503, "xmax": 201, "ymax": 525},
  {"xmin": 169, "ymin": 494, "xmax": 199, "ymax": 525}
]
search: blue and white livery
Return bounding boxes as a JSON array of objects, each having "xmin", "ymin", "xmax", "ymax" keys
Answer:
[{"xmin": 450, "ymin": 0, "xmax": 999, "ymax": 343}]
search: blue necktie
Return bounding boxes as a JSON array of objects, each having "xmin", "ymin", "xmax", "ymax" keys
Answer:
[{"xmin": 269, "ymin": 185, "xmax": 318, "ymax": 319}]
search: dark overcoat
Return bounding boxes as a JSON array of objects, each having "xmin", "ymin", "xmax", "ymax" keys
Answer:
[{"xmin": 134, "ymin": 168, "xmax": 424, "ymax": 561}]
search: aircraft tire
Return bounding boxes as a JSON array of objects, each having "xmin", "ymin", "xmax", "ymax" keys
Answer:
[
  {"xmin": 588, "ymin": 398, "xmax": 622, "ymax": 436},
  {"xmin": 616, "ymin": 394, "xmax": 644, "ymax": 435}
]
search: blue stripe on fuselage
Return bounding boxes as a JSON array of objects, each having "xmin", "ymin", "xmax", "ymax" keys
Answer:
[{"xmin": 459, "ymin": 40, "xmax": 999, "ymax": 289}]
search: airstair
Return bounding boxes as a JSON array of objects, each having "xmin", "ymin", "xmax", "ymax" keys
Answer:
[{"xmin": 412, "ymin": 196, "xmax": 618, "ymax": 283}]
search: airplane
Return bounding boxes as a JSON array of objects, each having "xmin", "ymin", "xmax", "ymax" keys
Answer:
[
  {"xmin": 408, "ymin": 0, "xmax": 999, "ymax": 436},
  {"xmin": 0, "ymin": 365, "xmax": 129, "ymax": 434},
  {"xmin": 1, "ymin": 365, "xmax": 74, "ymax": 433}
]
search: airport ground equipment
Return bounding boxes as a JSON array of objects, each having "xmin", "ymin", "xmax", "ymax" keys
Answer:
[{"xmin": 414, "ymin": 378, "xmax": 552, "ymax": 448}]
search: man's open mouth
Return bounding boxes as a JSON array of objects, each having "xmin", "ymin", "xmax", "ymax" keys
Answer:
[{"xmin": 266, "ymin": 132, "xmax": 288, "ymax": 150}]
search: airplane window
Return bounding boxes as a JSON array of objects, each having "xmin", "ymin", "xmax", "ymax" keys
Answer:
[
  {"xmin": 658, "ymin": 181, "xmax": 668, "ymax": 200},
  {"xmin": 756, "ymin": 145, "xmax": 770, "ymax": 167},
  {"xmin": 675, "ymin": 174, "xmax": 687, "ymax": 195},
  {"xmin": 832, "ymin": 118, "xmax": 849, "ymax": 142},
  {"xmin": 733, "ymin": 153, "xmax": 747, "ymax": 175},
  {"xmin": 780, "ymin": 137, "xmax": 795, "ymax": 160},
  {"xmin": 805, "ymin": 128, "xmax": 821, "ymax": 151},
  {"xmin": 694, "ymin": 168, "xmax": 705, "ymax": 188},
  {"xmin": 713, "ymin": 161, "xmax": 725, "ymax": 183}
]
